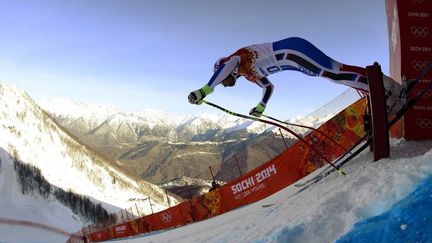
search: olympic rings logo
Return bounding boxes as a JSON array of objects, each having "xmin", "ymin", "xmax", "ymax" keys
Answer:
[
  {"xmin": 411, "ymin": 0, "xmax": 423, "ymax": 3},
  {"xmin": 412, "ymin": 60, "xmax": 430, "ymax": 71},
  {"xmin": 160, "ymin": 211, "xmax": 173, "ymax": 223},
  {"xmin": 410, "ymin": 26, "xmax": 429, "ymax": 37},
  {"xmin": 413, "ymin": 89, "xmax": 432, "ymax": 98},
  {"xmin": 416, "ymin": 118, "xmax": 432, "ymax": 129}
]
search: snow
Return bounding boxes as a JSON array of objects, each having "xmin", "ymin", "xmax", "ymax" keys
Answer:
[
  {"xmin": 337, "ymin": 173, "xmax": 432, "ymax": 242},
  {"xmin": 170, "ymin": 151, "xmax": 220, "ymax": 159},
  {"xmin": 0, "ymin": 83, "xmax": 180, "ymax": 242},
  {"xmin": 0, "ymin": 144, "xmax": 82, "ymax": 242},
  {"xmin": 0, "ymin": 83, "xmax": 178, "ymax": 214},
  {"xmin": 110, "ymin": 139, "xmax": 432, "ymax": 243},
  {"xmin": 167, "ymin": 139, "xmax": 241, "ymax": 146},
  {"xmin": 39, "ymin": 97, "xmax": 121, "ymax": 121}
]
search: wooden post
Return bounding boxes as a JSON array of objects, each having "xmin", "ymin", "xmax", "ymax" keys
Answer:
[
  {"xmin": 185, "ymin": 181, "xmax": 193, "ymax": 199},
  {"xmin": 135, "ymin": 203, "xmax": 141, "ymax": 218},
  {"xmin": 120, "ymin": 210, "xmax": 125, "ymax": 223},
  {"xmin": 148, "ymin": 197, "xmax": 154, "ymax": 214},
  {"xmin": 366, "ymin": 62, "xmax": 390, "ymax": 161},
  {"xmin": 165, "ymin": 190, "xmax": 171, "ymax": 208},
  {"xmin": 233, "ymin": 154, "xmax": 242, "ymax": 176},
  {"xmin": 279, "ymin": 128, "xmax": 288, "ymax": 149},
  {"xmin": 209, "ymin": 166, "xmax": 215, "ymax": 181}
]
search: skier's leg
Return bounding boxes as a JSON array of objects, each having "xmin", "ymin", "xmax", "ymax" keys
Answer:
[
  {"xmin": 273, "ymin": 37, "xmax": 402, "ymax": 113},
  {"xmin": 273, "ymin": 37, "xmax": 369, "ymax": 92},
  {"xmin": 289, "ymin": 38, "xmax": 403, "ymax": 112},
  {"xmin": 383, "ymin": 75, "xmax": 403, "ymax": 114}
]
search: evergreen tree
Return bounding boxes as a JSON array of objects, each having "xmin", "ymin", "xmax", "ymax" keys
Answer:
[{"xmin": 12, "ymin": 157, "xmax": 111, "ymax": 224}]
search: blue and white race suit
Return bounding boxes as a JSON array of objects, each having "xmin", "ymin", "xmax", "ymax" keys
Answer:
[{"xmin": 208, "ymin": 37, "xmax": 368, "ymax": 107}]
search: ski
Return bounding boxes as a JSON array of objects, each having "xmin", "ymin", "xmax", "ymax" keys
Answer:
[
  {"xmin": 294, "ymin": 173, "xmax": 326, "ymax": 188},
  {"xmin": 262, "ymin": 203, "xmax": 275, "ymax": 208}
]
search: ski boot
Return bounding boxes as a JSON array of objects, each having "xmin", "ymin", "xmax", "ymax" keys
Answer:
[{"xmin": 382, "ymin": 74, "xmax": 404, "ymax": 115}]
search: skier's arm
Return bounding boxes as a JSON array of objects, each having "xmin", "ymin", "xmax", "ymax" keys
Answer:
[
  {"xmin": 256, "ymin": 77, "xmax": 274, "ymax": 107},
  {"xmin": 188, "ymin": 56, "xmax": 240, "ymax": 105},
  {"xmin": 249, "ymin": 77, "xmax": 274, "ymax": 117},
  {"xmin": 207, "ymin": 56, "xmax": 240, "ymax": 89}
]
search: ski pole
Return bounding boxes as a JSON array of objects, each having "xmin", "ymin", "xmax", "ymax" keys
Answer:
[{"xmin": 201, "ymin": 100, "xmax": 346, "ymax": 175}]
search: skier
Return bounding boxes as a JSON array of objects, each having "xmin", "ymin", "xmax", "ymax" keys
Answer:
[{"xmin": 188, "ymin": 37, "xmax": 402, "ymax": 117}]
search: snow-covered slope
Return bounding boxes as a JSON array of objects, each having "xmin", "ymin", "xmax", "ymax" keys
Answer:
[
  {"xmin": 0, "ymin": 82, "xmax": 181, "ymax": 241},
  {"xmin": 0, "ymin": 148, "xmax": 82, "ymax": 242},
  {"xmin": 113, "ymin": 139, "xmax": 432, "ymax": 243}
]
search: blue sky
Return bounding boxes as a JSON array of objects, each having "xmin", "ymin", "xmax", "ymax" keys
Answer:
[{"xmin": 0, "ymin": 0, "xmax": 390, "ymax": 118}]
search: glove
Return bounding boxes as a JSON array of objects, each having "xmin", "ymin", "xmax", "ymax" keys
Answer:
[
  {"xmin": 188, "ymin": 85, "xmax": 213, "ymax": 105},
  {"xmin": 249, "ymin": 103, "xmax": 265, "ymax": 117}
]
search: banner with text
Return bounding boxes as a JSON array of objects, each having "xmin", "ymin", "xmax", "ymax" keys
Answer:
[{"xmin": 80, "ymin": 98, "xmax": 367, "ymax": 243}]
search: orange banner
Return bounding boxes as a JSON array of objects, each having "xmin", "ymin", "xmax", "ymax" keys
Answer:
[
  {"xmin": 221, "ymin": 99, "xmax": 366, "ymax": 210},
  {"xmin": 77, "ymin": 98, "xmax": 367, "ymax": 242},
  {"xmin": 148, "ymin": 204, "xmax": 187, "ymax": 231}
]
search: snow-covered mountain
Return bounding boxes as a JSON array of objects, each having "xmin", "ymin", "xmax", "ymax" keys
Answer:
[
  {"xmin": 39, "ymin": 97, "xmax": 269, "ymax": 142},
  {"xmin": 39, "ymin": 88, "xmax": 360, "ymax": 144},
  {"xmin": 0, "ymin": 82, "xmax": 181, "ymax": 241},
  {"xmin": 39, "ymin": 96, "xmax": 343, "ymax": 143},
  {"xmin": 37, "ymin": 89, "xmax": 360, "ymax": 186}
]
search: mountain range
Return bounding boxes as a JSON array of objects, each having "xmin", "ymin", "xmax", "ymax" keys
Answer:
[
  {"xmin": 38, "ymin": 89, "xmax": 359, "ymax": 188},
  {"xmin": 38, "ymin": 98, "xmax": 290, "ymax": 185}
]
